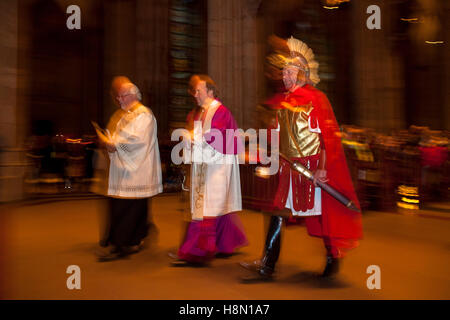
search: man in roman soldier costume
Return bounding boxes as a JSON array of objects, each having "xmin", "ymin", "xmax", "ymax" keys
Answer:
[
  {"xmin": 241, "ymin": 36, "xmax": 363, "ymax": 280},
  {"xmin": 170, "ymin": 74, "xmax": 248, "ymax": 265}
]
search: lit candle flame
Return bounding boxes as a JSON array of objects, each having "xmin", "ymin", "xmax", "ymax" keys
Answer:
[
  {"xmin": 400, "ymin": 18, "xmax": 419, "ymax": 22},
  {"xmin": 255, "ymin": 166, "xmax": 271, "ymax": 179}
]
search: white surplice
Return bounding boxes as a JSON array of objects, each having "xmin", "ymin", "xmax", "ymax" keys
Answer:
[
  {"xmin": 107, "ymin": 103, "xmax": 163, "ymax": 198},
  {"xmin": 190, "ymin": 100, "xmax": 242, "ymax": 220}
]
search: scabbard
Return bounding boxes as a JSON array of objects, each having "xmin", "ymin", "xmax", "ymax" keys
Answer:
[{"xmin": 279, "ymin": 153, "xmax": 360, "ymax": 212}]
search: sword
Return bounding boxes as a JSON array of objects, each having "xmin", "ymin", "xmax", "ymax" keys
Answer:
[{"xmin": 256, "ymin": 153, "xmax": 360, "ymax": 213}]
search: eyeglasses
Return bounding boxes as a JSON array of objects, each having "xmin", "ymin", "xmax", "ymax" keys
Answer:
[{"xmin": 116, "ymin": 93, "xmax": 133, "ymax": 100}]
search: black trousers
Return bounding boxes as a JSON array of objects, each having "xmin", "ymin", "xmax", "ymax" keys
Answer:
[
  {"xmin": 106, "ymin": 198, "xmax": 149, "ymax": 247},
  {"xmin": 262, "ymin": 215, "xmax": 283, "ymax": 273}
]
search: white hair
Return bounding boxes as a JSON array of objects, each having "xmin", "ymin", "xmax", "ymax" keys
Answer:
[{"xmin": 122, "ymin": 82, "xmax": 142, "ymax": 101}]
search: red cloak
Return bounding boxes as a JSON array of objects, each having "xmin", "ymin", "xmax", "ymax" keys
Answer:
[{"xmin": 265, "ymin": 85, "xmax": 363, "ymax": 242}]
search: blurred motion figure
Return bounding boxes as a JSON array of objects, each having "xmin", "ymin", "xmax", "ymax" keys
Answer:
[
  {"xmin": 170, "ymin": 74, "xmax": 248, "ymax": 265},
  {"xmin": 95, "ymin": 78, "xmax": 163, "ymax": 261},
  {"xmin": 241, "ymin": 36, "xmax": 362, "ymax": 281}
]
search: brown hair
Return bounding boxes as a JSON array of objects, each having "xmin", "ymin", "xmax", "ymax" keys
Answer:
[
  {"xmin": 196, "ymin": 74, "xmax": 219, "ymax": 98},
  {"xmin": 188, "ymin": 75, "xmax": 200, "ymax": 96}
]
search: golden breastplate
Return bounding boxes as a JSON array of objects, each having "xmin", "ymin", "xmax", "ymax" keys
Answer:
[{"xmin": 278, "ymin": 104, "xmax": 321, "ymax": 158}]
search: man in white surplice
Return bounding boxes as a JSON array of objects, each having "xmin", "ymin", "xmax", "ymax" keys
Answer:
[
  {"xmin": 172, "ymin": 75, "xmax": 247, "ymax": 265},
  {"xmin": 95, "ymin": 80, "xmax": 162, "ymax": 261}
]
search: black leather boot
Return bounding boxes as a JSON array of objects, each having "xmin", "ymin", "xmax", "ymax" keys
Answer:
[
  {"xmin": 241, "ymin": 216, "xmax": 283, "ymax": 282},
  {"xmin": 261, "ymin": 215, "xmax": 283, "ymax": 272},
  {"xmin": 322, "ymin": 255, "xmax": 340, "ymax": 278}
]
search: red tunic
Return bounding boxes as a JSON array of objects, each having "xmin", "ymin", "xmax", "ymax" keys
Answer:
[{"xmin": 265, "ymin": 85, "xmax": 363, "ymax": 244}]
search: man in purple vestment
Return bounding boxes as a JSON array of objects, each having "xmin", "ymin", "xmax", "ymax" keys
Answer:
[{"xmin": 170, "ymin": 75, "xmax": 248, "ymax": 266}]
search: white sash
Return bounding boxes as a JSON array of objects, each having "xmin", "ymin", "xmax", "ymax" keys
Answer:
[{"xmin": 202, "ymin": 100, "xmax": 220, "ymax": 133}]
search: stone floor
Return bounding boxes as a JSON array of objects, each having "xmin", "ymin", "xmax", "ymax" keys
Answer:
[{"xmin": 1, "ymin": 194, "xmax": 449, "ymax": 300}]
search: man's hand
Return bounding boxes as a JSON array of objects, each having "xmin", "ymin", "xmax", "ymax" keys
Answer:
[
  {"xmin": 313, "ymin": 169, "xmax": 328, "ymax": 186},
  {"xmin": 105, "ymin": 142, "xmax": 116, "ymax": 153},
  {"xmin": 96, "ymin": 130, "xmax": 116, "ymax": 153}
]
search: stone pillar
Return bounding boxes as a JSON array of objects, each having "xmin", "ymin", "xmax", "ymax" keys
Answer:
[
  {"xmin": 444, "ymin": 1, "xmax": 450, "ymax": 131},
  {"xmin": 102, "ymin": 0, "xmax": 169, "ymax": 136},
  {"xmin": 0, "ymin": 0, "xmax": 28, "ymax": 202},
  {"xmin": 103, "ymin": 0, "xmax": 137, "ymax": 125},
  {"xmin": 135, "ymin": 0, "xmax": 169, "ymax": 136},
  {"xmin": 352, "ymin": 0, "xmax": 405, "ymax": 132},
  {"xmin": 208, "ymin": 0, "xmax": 262, "ymax": 129}
]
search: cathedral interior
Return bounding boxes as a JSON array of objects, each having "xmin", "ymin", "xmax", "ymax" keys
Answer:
[
  {"xmin": 0, "ymin": 0, "xmax": 448, "ymax": 208},
  {"xmin": 0, "ymin": 0, "xmax": 449, "ymax": 302}
]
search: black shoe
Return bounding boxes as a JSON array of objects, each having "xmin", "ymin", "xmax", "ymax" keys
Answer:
[
  {"xmin": 170, "ymin": 260, "xmax": 189, "ymax": 267},
  {"xmin": 241, "ymin": 268, "xmax": 273, "ymax": 283},
  {"xmin": 95, "ymin": 245, "xmax": 117, "ymax": 258},
  {"xmin": 99, "ymin": 239, "xmax": 109, "ymax": 248},
  {"xmin": 168, "ymin": 252, "xmax": 182, "ymax": 260},
  {"xmin": 97, "ymin": 244, "xmax": 139, "ymax": 262},
  {"xmin": 170, "ymin": 260, "xmax": 207, "ymax": 268},
  {"xmin": 168, "ymin": 252, "xmax": 207, "ymax": 267},
  {"xmin": 239, "ymin": 259, "xmax": 262, "ymax": 272},
  {"xmin": 215, "ymin": 252, "xmax": 233, "ymax": 259},
  {"xmin": 322, "ymin": 256, "xmax": 340, "ymax": 278},
  {"xmin": 121, "ymin": 242, "xmax": 144, "ymax": 256},
  {"xmin": 97, "ymin": 251, "xmax": 124, "ymax": 262},
  {"xmin": 168, "ymin": 252, "xmax": 185, "ymax": 266}
]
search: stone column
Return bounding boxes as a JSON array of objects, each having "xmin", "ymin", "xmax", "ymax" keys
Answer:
[
  {"xmin": 352, "ymin": 0, "xmax": 405, "ymax": 132},
  {"xmin": 0, "ymin": 0, "xmax": 28, "ymax": 202},
  {"xmin": 444, "ymin": 1, "xmax": 450, "ymax": 131},
  {"xmin": 135, "ymin": 0, "xmax": 169, "ymax": 136},
  {"xmin": 208, "ymin": 0, "xmax": 262, "ymax": 129},
  {"xmin": 102, "ymin": 0, "xmax": 169, "ymax": 135},
  {"xmin": 102, "ymin": 0, "xmax": 137, "ymax": 125}
]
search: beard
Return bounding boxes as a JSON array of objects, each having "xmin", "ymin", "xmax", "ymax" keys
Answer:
[{"xmin": 119, "ymin": 101, "xmax": 129, "ymax": 110}]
